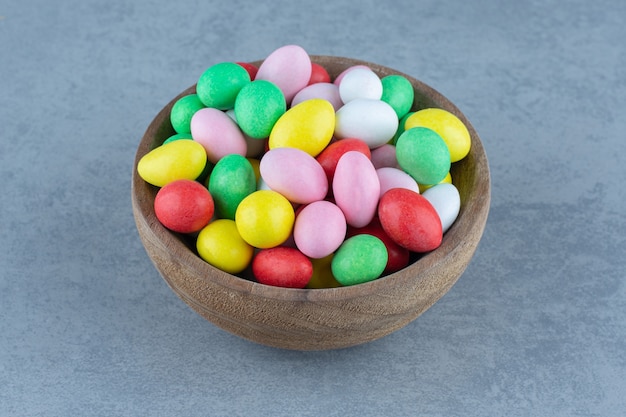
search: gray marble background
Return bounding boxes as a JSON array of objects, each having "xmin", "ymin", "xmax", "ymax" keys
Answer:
[{"xmin": 1, "ymin": 0, "xmax": 625, "ymax": 416}]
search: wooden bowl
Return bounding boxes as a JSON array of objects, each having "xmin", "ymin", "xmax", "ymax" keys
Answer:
[{"xmin": 131, "ymin": 56, "xmax": 491, "ymax": 350}]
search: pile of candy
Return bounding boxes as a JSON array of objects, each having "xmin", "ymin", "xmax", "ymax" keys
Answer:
[{"xmin": 137, "ymin": 44, "xmax": 471, "ymax": 289}]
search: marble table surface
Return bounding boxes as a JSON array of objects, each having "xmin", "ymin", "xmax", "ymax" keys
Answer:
[{"xmin": 1, "ymin": 0, "xmax": 624, "ymax": 415}]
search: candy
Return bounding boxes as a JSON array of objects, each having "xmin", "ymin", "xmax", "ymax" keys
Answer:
[
  {"xmin": 293, "ymin": 200, "xmax": 347, "ymax": 259},
  {"xmin": 380, "ymin": 74, "xmax": 414, "ymax": 119},
  {"xmin": 346, "ymin": 217, "xmax": 410, "ymax": 274},
  {"xmin": 308, "ymin": 62, "xmax": 331, "ymax": 84},
  {"xmin": 378, "ymin": 188, "xmax": 442, "ymax": 253},
  {"xmin": 291, "ymin": 83, "xmax": 343, "ymax": 111},
  {"xmin": 252, "ymin": 247, "xmax": 313, "ymax": 288},
  {"xmin": 333, "ymin": 65, "xmax": 370, "ymax": 86},
  {"xmin": 140, "ymin": 48, "xmax": 474, "ymax": 287},
  {"xmin": 334, "ymin": 98, "xmax": 399, "ymax": 148},
  {"xmin": 260, "ymin": 147, "xmax": 328, "ymax": 204},
  {"xmin": 255, "ymin": 44, "xmax": 312, "ymax": 104},
  {"xmin": 376, "ymin": 166, "xmax": 420, "ymax": 197},
  {"xmin": 236, "ymin": 62, "xmax": 258, "ymax": 80},
  {"xmin": 235, "ymin": 190, "xmax": 295, "ymax": 249},
  {"xmin": 268, "ymin": 98, "xmax": 335, "ymax": 156},
  {"xmin": 170, "ymin": 94, "xmax": 205, "ymax": 134},
  {"xmin": 196, "ymin": 62, "xmax": 251, "ymax": 110},
  {"xmin": 333, "ymin": 151, "xmax": 380, "ymax": 228},
  {"xmin": 137, "ymin": 139, "xmax": 207, "ymax": 187},
  {"xmin": 338, "ymin": 67, "xmax": 383, "ymax": 103},
  {"xmin": 370, "ymin": 143, "xmax": 399, "ymax": 169},
  {"xmin": 395, "ymin": 127, "xmax": 451, "ymax": 185},
  {"xmin": 316, "ymin": 138, "xmax": 371, "ymax": 186},
  {"xmin": 154, "ymin": 179, "xmax": 214, "ymax": 234},
  {"xmin": 419, "ymin": 172, "xmax": 452, "ymax": 193},
  {"xmin": 196, "ymin": 219, "xmax": 254, "ymax": 274},
  {"xmin": 190, "ymin": 107, "xmax": 247, "ymax": 163},
  {"xmin": 208, "ymin": 154, "xmax": 256, "ymax": 220},
  {"xmin": 422, "ymin": 183, "xmax": 461, "ymax": 233},
  {"xmin": 331, "ymin": 234, "xmax": 388, "ymax": 286},
  {"xmin": 307, "ymin": 254, "xmax": 341, "ymax": 289},
  {"xmin": 234, "ymin": 80, "xmax": 286, "ymax": 139},
  {"xmin": 404, "ymin": 108, "xmax": 471, "ymax": 162}
]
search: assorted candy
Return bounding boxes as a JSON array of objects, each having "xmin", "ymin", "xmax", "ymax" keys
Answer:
[{"xmin": 137, "ymin": 44, "xmax": 472, "ymax": 289}]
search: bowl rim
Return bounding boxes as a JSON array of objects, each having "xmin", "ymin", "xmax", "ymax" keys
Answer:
[{"xmin": 131, "ymin": 55, "xmax": 491, "ymax": 303}]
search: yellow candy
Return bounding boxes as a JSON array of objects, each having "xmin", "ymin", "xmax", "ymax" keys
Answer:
[
  {"xmin": 137, "ymin": 140, "xmax": 207, "ymax": 187},
  {"xmin": 404, "ymin": 108, "xmax": 471, "ymax": 162},
  {"xmin": 306, "ymin": 254, "xmax": 341, "ymax": 289},
  {"xmin": 196, "ymin": 219, "xmax": 253, "ymax": 274},
  {"xmin": 235, "ymin": 190, "xmax": 295, "ymax": 248},
  {"xmin": 419, "ymin": 172, "xmax": 452, "ymax": 193},
  {"xmin": 268, "ymin": 98, "xmax": 335, "ymax": 157},
  {"xmin": 246, "ymin": 157, "xmax": 261, "ymax": 183}
]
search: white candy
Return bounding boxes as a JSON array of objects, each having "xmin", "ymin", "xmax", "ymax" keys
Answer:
[
  {"xmin": 338, "ymin": 67, "xmax": 383, "ymax": 103},
  {"xmin": 422, "ymin": 183, "xmax": 461, "ymax": 233},
  {"xmin": 334, "ymin": 98, "xmax": 399, "ymax": 148}
]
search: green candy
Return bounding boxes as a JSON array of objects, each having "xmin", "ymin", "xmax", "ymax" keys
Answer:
[
  {"xmin": 163, "ymin": 132, "xmax": 193, "ymax": 145},
  {"xmin": 234, "ymin": 80, "xmax": 286, "ymax": 139},
  {"xmin": 208, "ymin": 154, "xmax": 256, "ymax": 220},
  {"xmin": 381, "ymin": 74, "xmax": 414, "ymax": 119},
  {"xmin": 170, "ymin": 94, "xmax": 205, "ymax": 134},
  {"xmin": 392, "ymin": 111, "xmax": 415, "ymax": 145},
  {"xmin": 196, "ymin": 62, "xmax": 251, "ymax": 110},
  {"xmin": 331, "ymin": 235, "xmax": 388, "ymax": 286},
  {"xmin": 396, "ymin": 127, "xmax": 451, "ymax": 185}
]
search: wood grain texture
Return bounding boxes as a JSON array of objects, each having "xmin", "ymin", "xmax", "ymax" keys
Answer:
[{"xmin": 131, "ymin": 56, "xmax": 491, "ymax": 350}]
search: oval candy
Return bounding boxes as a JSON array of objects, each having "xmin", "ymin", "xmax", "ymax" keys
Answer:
[
  {"xmin": 291, "ymin": 83, "xmax": 343, "ymax": 111},
  {"xmin": 268, "ymin": 98, "xmax": 335, "ymax": 157},
  {"xmin": 338, "ymin": 67, "xmax": 383, "ymax": 103},
  {"xmin": 316, "ymin": 138, "xmax": 371, "ymax": 186},
  {"xmin": 376, "ymin": 166, "xmax": 420, "ymax": 197},
  {"xmin": 196, "ymin": 219, "xmax": 254, "ymax": 274},
  {"xmin": 294, "ymin": 200, "xmax": 347, "ymax": 259},
  {"xmin": 378, "ymin": 188, "xmax": 443, "ymax": 253},
  {"xmin": 252, "ymin": 247, "xmax": 313, "ymax": 288},
  {"xmin": 309, "ymin": 62, "xmax": 331, "ymax": 84},
  {"xmin": 404, "ymin": 108, "xmax": 471, "ymax": 162},
  {"xmin": 170, "ymin": 94, "xmax": 205, "ymax": 134},
  {"xmin": 370, "ymin": 143, "xmax": 399, "ymax": 169},
  {"xmin": 346, "ymin": 217, "xmax": 410, "ymax": 274},
  {"xmin": 422, "ymin": 183, "xmax": 461, "ymax": 233},
  {"xmin": 208, "ymin": 154, "xmax": 256, "ymax": 220},
  {"xmin": 333, "ymin": 151, "xmax": 380, "ymax": 228},
  {"xmin": 334, "ymin": 98, "xmax": 399, "ymax": 148},
  {"xmin": 331, "ymin": 234, "xmax": 388, "ymax": 286},
  {"xmin": 234, "ymin": 80, "xmax": 286, "ymax": 139},
  {"xmin": 196, "ymin": 62, "xmax": 251, "ymax": 110},
  {"xmin": 260, "ymin": 147, "xmax": 328, "ymax": 204},
  {"xmin": 255, "ymin": 44, "xmax": 312, "ymax": 104},
  {"xmin": 137, "ymin": 140, "xmax": 207, "ymax": 187},
  {"xmin": 154, "ymin": 179, "xmax": 214, "ymax": 234},
  {"xmin": 380, "ymin": 74, "xmax": 414, "ymax": 119},
  {"xmin": 395, "ymin": 127, "xmax": 451, "ymax": 185},
  {"xmin": 190, "ymin": 107, "xmax": 247, "ymax": 163},
  {"xmin": 235, "ymin": 190, "xmax": 295, "ymax": 249}
]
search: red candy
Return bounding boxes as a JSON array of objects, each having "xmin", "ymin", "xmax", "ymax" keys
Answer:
[
  {"xmin": 308, "ymin": 62, "xmax": 331, "ymax": 84},
  {"xmin": 316, "ymin": 138, "xmax": 371, "ymax": 186},
  {"xmin": 236, "ymin": 62, "xmax": 258, "ymax": 80},
  {"xmin": 347, "ymin": 217, "xmax": 410, "ymax": 274},
  {"xmin": 378, "ymin": 188, "xmax": 442, "ymax": 252},
  {"xmin": 154, "ymin": 179, "xmax": 214, "ymax": 233},
  {"xmin": 252, "ymin": 246, "xmax": 313, "ymax": 288}
]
